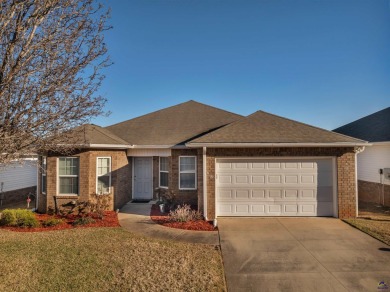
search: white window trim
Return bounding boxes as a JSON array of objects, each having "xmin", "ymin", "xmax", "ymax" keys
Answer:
[
  {"xmin": 179, "ymin": 156, "xmax": 197, "ymax": 190},
  {"xmin": 41, "ymin": 156, "xmax": 47, "ymax": 194},
  {"xmin": 159, "ymin": 157, "xmax": 169, "ymax": 189},
  {"xmin": 96, "ymin": 157, "xmax": 112, "ymax": 194},
  {"xmin": 57, "ymin": 157, "xmax": 79, "ymax": 196}
]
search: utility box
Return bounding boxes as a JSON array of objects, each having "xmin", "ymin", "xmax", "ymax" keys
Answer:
[{"xmin": 384, "ymin": 168, "xmax": 390, "ymax": 180}]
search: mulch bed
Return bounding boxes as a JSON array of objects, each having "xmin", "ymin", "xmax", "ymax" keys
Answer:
[
  {"xmin": 0, "ymin": 211, "xmax": 119, "ymax": 232},
  {"xmin": 150, "ymin": 204, "xmax": 216, "ymax": 231}
]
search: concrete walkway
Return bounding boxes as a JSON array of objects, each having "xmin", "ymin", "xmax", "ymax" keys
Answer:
[
  {"xmin": 218, "ymin": 217, "xmax": 390, "ymax": 292},
  {"xmin": 118, "ymin": 201, "xmax": 219, "ymax": 245}
]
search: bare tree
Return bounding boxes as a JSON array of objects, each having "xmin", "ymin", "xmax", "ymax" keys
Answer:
[{"xmin": 0, "ymin": 0, "xmax": 111, "ymax": 165}]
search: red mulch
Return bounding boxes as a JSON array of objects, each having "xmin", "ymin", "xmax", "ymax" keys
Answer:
[
  {"xmin": 150, "ymin": 204, "xmax": 216, "ymax": 231},
  {"xmin": 0, "ymin": 211, "xmax": 119, "ymax": 232}
]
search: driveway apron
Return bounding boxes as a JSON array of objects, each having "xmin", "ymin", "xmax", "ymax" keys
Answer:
[{"xmin": 218, "ymin": 218, "xmax": 390, "ymax": 292}]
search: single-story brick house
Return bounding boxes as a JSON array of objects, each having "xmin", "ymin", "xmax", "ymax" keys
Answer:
[
  {"xmin": 334, "ymin": 107, "xmax": 390, "ymax": 207},
  {"xmin": 37, "ymin": 100, "xmax": 368, "ymax": 219}
]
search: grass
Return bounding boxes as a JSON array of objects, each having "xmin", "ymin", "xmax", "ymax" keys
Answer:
[
  {"xmin": 344, "ymin": 202, "xmax": 390, "ymax": 246},
  {"xmin": 0, "ymin": 228, "xmax": 226, "ymax": 291},
  {"xmin": 344, "ymin": 218, "xmax": 390, "ymax": 246}
]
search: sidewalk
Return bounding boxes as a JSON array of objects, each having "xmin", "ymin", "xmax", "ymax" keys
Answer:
[{"xmin": 118, "ymin": 201, "xmax": 219, "ymax": 245}]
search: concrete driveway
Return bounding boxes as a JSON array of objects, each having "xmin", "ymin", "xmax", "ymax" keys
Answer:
[{"xmin": 218, "ymin": 218, "xmax": 390, "ymax": 292}]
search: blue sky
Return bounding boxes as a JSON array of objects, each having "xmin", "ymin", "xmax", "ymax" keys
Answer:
[{"xmin": 93, "ymin": 0, "xmax": 390, "ymax": 130}]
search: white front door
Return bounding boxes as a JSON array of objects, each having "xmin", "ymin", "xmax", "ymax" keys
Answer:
[{"xmin": 133, "ymin": 157, "xmax": 153, "ymax": 200}]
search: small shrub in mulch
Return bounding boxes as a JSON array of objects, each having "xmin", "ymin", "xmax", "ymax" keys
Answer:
[
  {"xmin": 169, "ymin": 204, "xmax": 203, "ymax": 222},
  {"xmin": 73, "ymin": 217, "xmax": 96, "ymax": 226},
  {"xmin": 0, "ymin": 209, "xmax": 39, "ymax": 228},
  {"xmin": 42, "ymin": 218, "xmax": 64, "ymax": 227},
  {"xmin": 0, "ymin": 211, "xmax": 119, "ymax": 232},
  {"xmin": 150, "ymin": 204, "xmax": 216, "ymax": 231}
]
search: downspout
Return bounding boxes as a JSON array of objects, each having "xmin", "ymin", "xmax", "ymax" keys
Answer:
[
  {"xmin": 355, "ymin": 152, "xmax": 358, "ymax": 217},
  {"xmin": 35, "ymin": 157, "xmax": 39, "ymax": 211},
  {"xmin": 354, "ymin": 147, "xmax": 365, "ymax": 217},
  {"xmin": 203, "ymin": 147, "xmax": 208, "ymax": 220}
]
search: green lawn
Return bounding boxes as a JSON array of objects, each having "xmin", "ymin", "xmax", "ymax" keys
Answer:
[{"xmin": 0, "ymin": 227, "xmax": 226, "ymax": 291}]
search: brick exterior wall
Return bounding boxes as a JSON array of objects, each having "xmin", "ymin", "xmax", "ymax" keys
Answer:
[
  {"xmin": 37, "ymin": 149, "xmax": 131, "ymax": 213},
  {"xmin": 37, "ymin": 146, "xmax": 358, "ymax": 219},
  {"xmin": 205, "ymin": 147, "xmax": 357, "ymax": 220},
  {"xmin": 358, "ymin": 180, "xmax": 390, "ymax": 207},
  {"xmin": 170, "ymin": 149, "xmax": 203, "ymax": 209},
  {"xmin": 0, "ymin": 186, "xmax": 36, "ymax": 206}
]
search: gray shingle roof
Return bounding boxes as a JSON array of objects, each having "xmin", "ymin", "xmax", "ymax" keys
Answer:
[
  {"xmin": 333, "ymin": 107, "xmax": 390, "ymax": 142},
  {"xmin": 188, "ymin": 111, "xmax": 365, "ymax": 144},
  {"xmin": 106, "ymin": 100, "xmax": 242, "ymax": 146},
  {"xmin": 71, "ymin": 124, "xmax": 130, "ymax": 147}
]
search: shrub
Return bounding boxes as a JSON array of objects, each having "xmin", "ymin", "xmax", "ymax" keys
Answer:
[
  {"xmin": 42, "ymin": 218, "xmax": 64, "ymax": 227},
  {"xmin": 169, "ymin": 204, "xmax": 203, "ymax": 222},
  {"xmin": 59, "ymin": 201, "xmax": 90, "ymax": 217},
  {"xmin": 89, "ymin": 193, "xmax": 112, "ymax": 219},
  {"xmin": 0, "ymin": 209, "xmax": 39, "ymax": 228},
  {"xmin": 72, "ymin": 217, "xmax": 96, "ymax": 226}
]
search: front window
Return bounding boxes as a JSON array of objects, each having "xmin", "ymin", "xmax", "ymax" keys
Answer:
[
  {"xmin": 159, "ymin": 157, "xmax": 169, "ymax": 188},
  {"xmin": 42, "ymin": 156, "xmax": 47, "ymax": 194},
  {"xmin": 179, "ymin": 156, "xmax": 196, "ymax": 190},
  {"xmin": 58, "ymin": 157, "xmax": 79, "ymax": 195},
  {"xmin": 97, "ymin": 157, "xmax": 111, "ymax": 194}
]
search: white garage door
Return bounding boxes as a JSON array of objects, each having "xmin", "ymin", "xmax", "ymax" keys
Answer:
[{"xmin": 216, "ymin": 158, "xmax": 336, "ymax": 217}]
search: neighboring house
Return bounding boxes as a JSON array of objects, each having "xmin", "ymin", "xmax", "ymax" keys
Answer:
[
  {"xmin": 37, "ymin": 100, "xmax": 367, "ymax": 219},
  {"xmin": 0, "ymin": 156, "xmax": 37, "ymax": 206},
  {"xmin": 334, "ymin": 107, "xmax": 390, "ymax": 207}
]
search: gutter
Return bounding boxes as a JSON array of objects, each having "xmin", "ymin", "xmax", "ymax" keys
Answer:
[
  {"xmin": 131, "ymin": 145, "xmax": 174, "ymax": 149},
  {"xmin": 186, "ymin": 142, "xmax": 371, "ymax": 148},
  {"xmin": 371, "ymin": 142, "xmax": 390, "ymax": 146},
  {"xmin": 88, "ymin": 144, "xmax": 132, "ymax": 149}
]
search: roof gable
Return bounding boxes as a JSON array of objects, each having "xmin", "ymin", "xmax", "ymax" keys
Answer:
[
  {"xmin": 71, "ymin": 124, "xmax": 130, "ymax": 147},
  {"xmin": 333, "ymin": 107, "xmax": 390, "ymax": 142},
  {"xmin": 106, "ymin": 100, "xmax": 242, "ymax": 146},
  {"xmin": 188, "ymin": 111, "xmax": 365, "ymax": 145}
]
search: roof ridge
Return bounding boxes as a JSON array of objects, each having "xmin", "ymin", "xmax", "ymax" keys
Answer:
[
  {"xmin": 105, "ymin": 101, "xmax": 190, "ymax": 128},
  {"xmin": 106, "ymin": 100, "xmax": 243, "ymax": 129}
]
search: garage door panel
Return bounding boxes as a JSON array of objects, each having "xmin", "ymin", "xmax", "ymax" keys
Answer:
[
  {"xmin": 252, "ymin": 162, "xmax": 265, "ymax": 169},
  {"xmin": 236, "ymin": 189, "xmax": 250, "ymax": 199},
  {"xmin": 285, "ymin": 189, "xmax": 299, "ymax": 198},
  {"xmin": 301, "ymin": 189, "xmax": 316, "ymax": 199},
  {"xmin": 268, "ymin": 175, "xmax": 282, "ymax": 183},
  {"xmin": 219, "ymin": 175, "xmax": 232, "ymax": 184},
  {"xmin": 216, "ymin": 158, "xmax": 335, "ymax": 217},
  {"xmin": 252, "ymin": 175, "xmax": 265, "ymax": 184},
  {"xmin": 217, "ymin": 187, "xmax": 327, "ymax": 201},
  {"xmin": 301, "ymin": 204, "xmax": 316, "ymax": 214},
  {"xmin": 251, "ymin": 204, "xmax": 265, "ymax": 213},
  {"xmin": 217, "ymin": 202, "xmax": 322, "ymax": 216},
  {"xmin": 219, "ymin": 189, "xmax": 233, "ymax": 199},
  {"xmin": 300, "ymin": 174, "xmax": 316, "ymax": 184},
  {"xmin": 285, "ymin": 175, "xmax": 299, "ymax": 184},
  {"xmin": 235, "ymin": 204, "xmax": 249, "ymax": 213}
]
